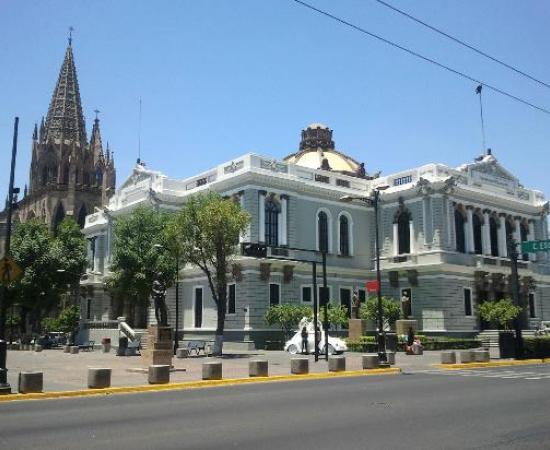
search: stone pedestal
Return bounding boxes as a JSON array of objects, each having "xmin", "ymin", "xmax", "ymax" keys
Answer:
[
  {"xmin": 290, "ymin": 358, "xmax": 309, "ymax": 374},
  {"xmin": 440, "ymin": 351, "xmax": 456, "ymax": 364},
  {"xmin": 202, "ymin": 362, "xmax": 222, "ymax": 380},
  {"xmin": 362, "ymin": 354, "xmax": 380, "ymax": 369},
  {"xmin": 328, "ymin": 356, "xmax": 346, "ymax": 372},
  {"xmin": 395, "ymin": 319, "xmax": 418, "ymax": 336},
  {"xmin": 88, "ymin": 368, "xmax": 112, "ymax": 389},
  {"xmin": 141, "ymin": 326, "xmax": 173, "ymax": 367},
  {"xmin": 18, "ymin": 372, "xmax": 43, "ymax": 393},
  {"xmin": 148, "ymin": 365, "xmax": 170, "ymax": 384},
  {"xmin": 458, "ymin": 350, "xmax": 474, "ymax": 363},
  {"xmin": 249, "ymin": 360, "xmax": 268, "ymax": 377},
  {"xmin": 348, "ymin": 319, "xmax": 369, "ymax": 342}
]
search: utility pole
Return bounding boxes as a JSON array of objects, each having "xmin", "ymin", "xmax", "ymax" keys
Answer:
[
  {"xmin": 1, "ymin": 117, "xmax": 19, "ymax": 341},
  {"xmin": 508, "ymin": 237, "xmax": 524, "ymax": 359},
  {"xmin": 312, "ymin": 261, "xmax": 319, "ymax": 362},
  {"xmin": 322, "ymin": 251, "xmax": 329, "ymax": 361}
]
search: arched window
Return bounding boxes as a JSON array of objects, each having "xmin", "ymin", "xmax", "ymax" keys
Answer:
[
  {"xmin": 318, "ymin": 211, "xmax": 329, "ymax": 253},
  {"xmin": 454, "ymin": 209, "xmax": 466, "ymax": 253},
  {"xmin": 397, "ymin": 211, "xmax": 411, "ymax": 255},
  {"xmin": 53, "ymin": 203, "xmax": 65, "ymax": 234},
  {"xmin": 473, "ymin": 213, "xmax": 483, "ymax": 254},
  {"xmin": 95, "ymin": 168, "xmax": 103, "ymax": 186},
  {"xmin": 41, "ymin": 166, "xmax": 48, "ymax": 186},
  {"xmin": 264, "ymin": 197, "xmax": 279, "ymax": 247},
  {"xmin": 339, "ymin": 215, "xmax": 350, "ymax": 256},
  {"xmin": 77, "ymin": 205, "xmax": 87, "ymax": 229},
  {"xmin": 490, "ymin": 216, "xmax": 499, "ymax": 256},
  {"xmin": 61, "ymin": 165, "xmax": 69, "ymax": 185}
]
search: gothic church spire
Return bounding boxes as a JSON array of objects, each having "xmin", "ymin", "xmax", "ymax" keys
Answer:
[{"xmin": 43, "ymin": 40, "xmax": 87, "ymax": 145}]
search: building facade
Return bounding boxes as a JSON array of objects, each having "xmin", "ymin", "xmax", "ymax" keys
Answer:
[
  {"xmin": 80, "ymin": 124, "xmax": 550, "ymax": 346},
  {"xmin": 0, "ymin": 39, "xmax": 116, "ymax": 246}
]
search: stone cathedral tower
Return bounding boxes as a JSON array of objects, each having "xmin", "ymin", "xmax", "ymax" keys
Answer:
[{"xmin": 5, "ymin": 38, "xmax": 116, "ymax": 231}]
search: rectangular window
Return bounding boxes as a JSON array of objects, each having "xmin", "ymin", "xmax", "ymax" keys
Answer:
[
  {"xmin": 302, "ymin": 286, "xmax": 312, "ymax": 303},
  {"xmin": 227, "ymin": 284, "xmax": 236, "ymax": 315},
  {"xmin": 318, "ymin": 286, "xmax": 332, "ymax": 306},
  {"xmin": 340, "ymin": 288, "xmax": 352, "ymax": 318},
  {"xmin": 194, "ymin": 288, "xmax": 203, "ymax": 328},
  {"xmin": 528, "ymin": 293, "xmax": 536, "ymax": 318},
  {"xmin": 358, "ymin": 289, "xmax": 366, "ymax": 303},
  {"xmin": 269, "ymin": 283, "xmax": 280, "ymax": 307},
  {"xmin": 464, "ymin": 288, "xmax": 472, "ymax": 316},
  {"xmin": 393, "ymin": 175, "xmax": 413, "ymax": 186}
]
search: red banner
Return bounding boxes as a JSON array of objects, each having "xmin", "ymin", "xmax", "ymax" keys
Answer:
[{"xmin": 366, "ymin": 280, "xmax": 380, "ymax": 293}]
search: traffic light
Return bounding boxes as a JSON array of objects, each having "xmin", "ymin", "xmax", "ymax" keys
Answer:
[{"xmin": 241, "ymin": 243, "xmax": 267, "ymax": 258}]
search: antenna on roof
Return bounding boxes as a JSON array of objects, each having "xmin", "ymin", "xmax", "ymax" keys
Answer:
[
  {"xmin": 137, "ymin": 97, "xmax": 142, "ymax": 165},
  {"xmin": 475, "ymin": 84, "xmax": 487, "ymax": 153}
]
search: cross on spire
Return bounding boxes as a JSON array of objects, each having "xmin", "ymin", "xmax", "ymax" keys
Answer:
[
  {"xmin": 94, "ymin": 109, "xmax": 101, "ymax": 121},
  {"xmin": 68, "ymin": 26, "xmax": 74, "ymax": 46}
]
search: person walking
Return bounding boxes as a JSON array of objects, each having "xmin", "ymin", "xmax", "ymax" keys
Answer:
[{"xmin": 301, "ymin": 326, "xmax": 309, "ymax": 354}]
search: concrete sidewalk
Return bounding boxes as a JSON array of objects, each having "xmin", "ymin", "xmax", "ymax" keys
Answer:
[{"xmin": 4, "ymin": 348, "xmax": 440, "ymax": 393}]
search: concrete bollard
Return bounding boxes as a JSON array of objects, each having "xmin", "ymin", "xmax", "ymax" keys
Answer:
[
  {"xmin": 148, "ymin": 365, "xmax": 170, "ymax": 384},
  {"xmin": 362, "ymin": 354, "xmax": 380, "ymax": 370},
  {"xmin": 386, "ymin": 352, "xmax": 396, "ymax": 365},
  {"xmin": 440, "ymin": 351, "xmax": 456, "ymax": 364},
  {"xmin": 176, "ymin": 348, "xmax": 189, "ymax": 359},
  {"xmin": 249, "ymin": 360, "xmax": 269, "ymax": 377},
  {"xmin": 474, "ymin": 350, "xmax": 490, "ymax": 362},
  {"xmin": 18, "ymin": 371, "xmax": 43, "ymax": 394},
  {"xmin": 64, "ymin": 345, "xmax": 71, "ymax": 353},
  {"xmin": 290, "ymin": 358, "xmax": 309, "ymax": 375},
  {"xmin": 34, "ymin": 345, "xmax": 43, "ymax": 353},
  {"xmin": 88, "ymin": 368, "xmax": 112, "ymax": 389},
  {"xmin": 459, "ymin": 350, "xmax": 474, "ymax": 363},
  {"xmin": 70, "ymin": 346, "xmax": 80, "ymax": 354},
  {"xmin": 328, "ymin": 356, "xmax": 346, "ymax": 372},
  {"xmin": 202, "ymin": 362, "xmax": 222, "ymax": 380}
]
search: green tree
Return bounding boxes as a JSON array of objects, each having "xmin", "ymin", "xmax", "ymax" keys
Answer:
[
  {"xmin": 478, "ymin": 299, "xmax": 522, "ymax": 330},
  {"xmin": 11, "ymin": 219, "xmax": 59, "ymax": 333},
  {"xmin": 265, "ymin": 304, "xmax": 312, "ymax": 341},
  {"xmin": 320, "ymin": 304, "xmax": 349, "ymax": 331},
  {"xmin": 360, "ymin": 296, "xmax": 401, "ymax": 330},
  {"xmin": 52, "ymin": 218, "xmax": 88, "ymax": 286},
  {"xmin": 109, "ymin": 207, "xmax": 177, "ymax": 327},
  {"xmin": 41, "ymin": 305, "xmax": 80, "ymax": 342},
  {"xmin": 175, "ymin": 192, "xmax": 250, "ymax": 355}
]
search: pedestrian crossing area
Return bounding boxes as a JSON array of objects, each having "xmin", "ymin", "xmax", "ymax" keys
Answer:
[{"xmin": 417, "ymin": 366, "xmax": 550, "ymax": 381}]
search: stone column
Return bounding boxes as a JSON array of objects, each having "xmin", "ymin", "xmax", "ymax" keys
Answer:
[
  {"xmin": 258, "ymin": 191, "xmax": 266, "ymax": 243},
  {"xmin": 466, "ymin": 206, "xmax": 474, "ymax": 253},
  {"xmin": 393, "ymin": 222, "xmax": 399, "ymax": 256},
  {"xmin": 498, "ymin": 214, "xmax": 507, "ymax": 257},
  {"xmin": 514, "ymin": 217, "xmax": 521, "ymax": 243},
  {"xmin": 280, "ymin": 195, "xmax": 288, "ymax": 246},
  {"xmin": 409, "ymin": 220, "xmax": 415, "ymax": 254},
  {"xmin": 482, "ymin": 210, "xmax": 491, "ymax": 255},
  {"xmin": 528, "ymin": 220, "xmax": 536, "ymax": 262}
]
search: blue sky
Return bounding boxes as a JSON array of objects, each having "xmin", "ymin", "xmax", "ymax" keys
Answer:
[{"xmin": 1, "ymin": 0, "xmax": 549, "ymax": 202}]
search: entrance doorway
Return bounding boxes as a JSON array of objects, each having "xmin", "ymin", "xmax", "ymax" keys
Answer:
[{"xmin": 194, "ymin": 287, "xmax": 203, "ymax": 328}]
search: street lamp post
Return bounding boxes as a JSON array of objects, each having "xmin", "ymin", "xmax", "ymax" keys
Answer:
[{"xmin": 340, "ymin": 185, "xmax": 389, "ymax": 363}]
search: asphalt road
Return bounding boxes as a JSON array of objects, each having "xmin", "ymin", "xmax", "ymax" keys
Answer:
[{"xmin": 1, "ymin": 366, "xmax": 550, "ymax": 450}]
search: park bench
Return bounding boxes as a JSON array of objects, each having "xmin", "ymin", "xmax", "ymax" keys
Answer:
[
  {"xmin": 126, "ymin": 335, "xmax": 142, "ymax": 356},
  {"xmin": 79, "ymin": 340, "xmax": 95, "ymax": 352},
  {"xmin": 187, "ymin": 340, "xmax": 209, "ymax": 356}
]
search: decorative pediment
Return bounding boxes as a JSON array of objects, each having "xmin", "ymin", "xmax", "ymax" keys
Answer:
[
  {"xmin": 470, "ymin": 161, "xmax": 517, "ymax": 183},
  {"xmin": 119, "ymin": 166, "xmax": 154, "ymax": 191}
]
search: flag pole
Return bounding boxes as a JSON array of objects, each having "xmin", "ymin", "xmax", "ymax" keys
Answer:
[{"xmin": 476, "ymin": 84, "xmax": 486, "ymax": 153}]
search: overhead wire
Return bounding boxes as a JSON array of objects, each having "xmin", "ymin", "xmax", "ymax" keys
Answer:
[
  {"xmin": 373, "ymin": 0, "xmax": 550, "ymax": 90},
  {"xmin": 291, "ymin": 0, "xmax": 550, "ymax": 116}
]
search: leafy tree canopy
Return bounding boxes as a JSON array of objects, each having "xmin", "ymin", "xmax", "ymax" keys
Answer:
[
  {"xmin": 320, "ymin": 304, "xmax": 349, "ymax": 330},
  {"xmin": 265, "ymin": 304, "xmax": 312, "ymax": 340},
  {"xmin": 360, "ymin": 296, "xmax": 401, "ymax": 329},
  {"xmin": 478, "ymin": 299, "xmax": 522, "ymax": 330},
  {"xmin": 109, "ymin": 206, "xmax": 177, "ymax": 308}
]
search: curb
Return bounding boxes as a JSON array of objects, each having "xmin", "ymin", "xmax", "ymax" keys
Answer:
[
  {"xmin": 436, "ymin": 359, "xmax": 550, "ymax": 370},
  {"xmin": 0, "ymin": 367, "xmax": 401, "ymax": 403}
]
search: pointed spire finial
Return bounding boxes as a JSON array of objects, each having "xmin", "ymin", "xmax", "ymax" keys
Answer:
[
  {"xmin": 68, "ymin": 26, "xmax": 74, "ymax": 46},
  {"xmin": 94, "ymin": 109, "xmax": 100, "ymax": 121}
]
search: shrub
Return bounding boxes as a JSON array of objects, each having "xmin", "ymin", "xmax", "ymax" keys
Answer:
[
  {"xmin": 359, "ymin": 297, "xmax": 401, "ymax": 329},
  {"xmin": 523, "ymin": 337, "xmax": 550, "ymax": 358},
  {"xmin": 319, "ymin": 305, "xmax": 349, "ymax": 330},
  {"xmin": 478, "ymin": 299, "xmax": 522, "ymax": 330},
  {"xmin": 345, "ymin": 335, "xmax": 482, "ymax": 352},
  {"xmin": 265, "ymin": 304, "xmax": 312, "ymax": 341}
]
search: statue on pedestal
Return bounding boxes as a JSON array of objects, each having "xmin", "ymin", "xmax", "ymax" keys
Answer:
[
  {"xmin": 152, "ymin": 272, "xmax": 168, "ymax": 327},
  {"xmin": 351, "ymin": 290, "xmax": 361, "ymax": 319},
  {"xmin": 401, "ymin": 290, "xmax": 412, "ymax": 319}
]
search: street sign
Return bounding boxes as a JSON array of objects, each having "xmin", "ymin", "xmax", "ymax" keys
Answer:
[
  {"xmin": 366, "ymin": 280, "xmax": 380, "ymax": 293},
  {"xmin": 0, "ymin": 256, "xmax": 23, "ymax": 285},
  {"xmin": 521, "ymin": 240, "xmax": 550, "ymax": 253}
]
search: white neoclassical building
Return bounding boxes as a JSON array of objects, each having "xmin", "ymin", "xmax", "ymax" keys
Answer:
[{"xmin": 79, "ymin": 124, "xmax": 550, "ymax": 347}]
